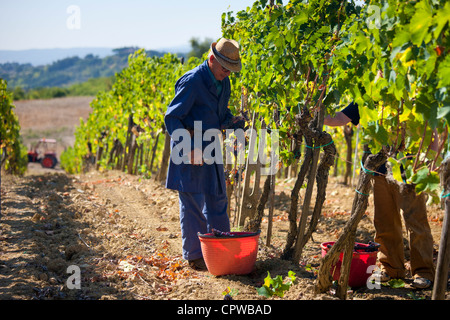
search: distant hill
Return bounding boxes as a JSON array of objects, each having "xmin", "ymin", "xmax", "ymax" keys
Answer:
[
  {"xmin": 0, "ymin": 46, "xmax": 190, "ymax": 66},
  {"xmin": 0, "ymin": 48, "xmax": 115, "ymax": 66},
  {"xmin": 0, "ymin": 47, "xmax": 187, "ymax": 90}
]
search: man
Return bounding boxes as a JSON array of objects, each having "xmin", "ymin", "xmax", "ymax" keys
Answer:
[
  {"xmin": 164, "ymin": 38, "xmax": 243, "ymax": 270},
  {"xmin": 324, "ymin": 102, "xmax": 436, "ymax": 289}
]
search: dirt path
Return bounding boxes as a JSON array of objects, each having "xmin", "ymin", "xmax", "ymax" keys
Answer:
[{"xmin": 1, "ymin": 164, "xmax": 446, "ymax": 300}]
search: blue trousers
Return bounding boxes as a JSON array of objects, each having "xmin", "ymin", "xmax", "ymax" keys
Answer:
[{"xmin": 178, "ymin": 191, "xmax": 230, "ymax": 260}]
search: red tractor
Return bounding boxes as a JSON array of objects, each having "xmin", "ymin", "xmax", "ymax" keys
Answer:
[{"xmin": 27, "ymin": 138, "xmax": 58, "ymax": 168}]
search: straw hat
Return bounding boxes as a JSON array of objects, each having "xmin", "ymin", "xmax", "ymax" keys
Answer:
[{"xmin": 210, "ymin": 38, "xmax": 241, "ymax": 72}]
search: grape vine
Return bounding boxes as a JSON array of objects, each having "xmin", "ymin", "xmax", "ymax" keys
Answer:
[
  {"xmin": 61, "ymin": 51, "xmax": 202, "ymax": 176},
  {"xmin": 0, "ymin": 78, "xmax": 27, "ymax": 175}
]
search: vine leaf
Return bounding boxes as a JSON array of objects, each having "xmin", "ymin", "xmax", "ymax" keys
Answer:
[
  {"xmin": 388, "ymin": 158, "xmax": 403, "ymax": 183},
  {"xmin": 386, "ymin": 279, "xmax": 406, "ymax": 289},
  {"xmin": 411, "ymin": 167, "xmax": 440, "ymax": 195}
]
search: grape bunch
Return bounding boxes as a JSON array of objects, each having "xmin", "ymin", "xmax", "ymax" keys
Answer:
[
  {"xmin": 353, "ymin": 241, "xmax": 380, "ymax": 252},
  {"xmin": 224, "ymin": 167, "xmax": 245, "ymax": 185},
  {"xmin": 212, "ymin": 228, "xmax": 234, "ymax": 237}
]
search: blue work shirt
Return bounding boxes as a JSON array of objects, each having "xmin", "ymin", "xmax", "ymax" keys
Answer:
[{"xmin": 164, "ymin": 60, "xmax": 234, "ymax": 195}]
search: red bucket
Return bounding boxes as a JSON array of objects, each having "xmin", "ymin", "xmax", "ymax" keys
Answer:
[
  {"xmin": 321, "ymin": 241, "xmax": 379, "ymax": 287},
  {"xmin": 198, "ymin": 231, "xmax": 260, "ymax": 276}
]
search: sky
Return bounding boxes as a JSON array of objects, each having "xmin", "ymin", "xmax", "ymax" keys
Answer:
[{"xmin": 0, "ymin": 0, "xmax": 286, "ymax": 52}]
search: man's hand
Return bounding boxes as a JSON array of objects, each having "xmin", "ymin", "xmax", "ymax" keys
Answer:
[
  {"xmin": 189, "ymin": 148, "xmax": 203, "ymax": 166},
  {"xmin": 324, "ymin": 112, "xmax": 352, "ymax": 127},
  {"xmin": 231, "ymin": 116, "xmax": 246, "ymax": 130},
  {"xmin": 221, "ymin": 115, "xmax": 246, "ymax": 130}
]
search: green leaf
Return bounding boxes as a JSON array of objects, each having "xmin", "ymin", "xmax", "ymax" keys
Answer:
[
  {"xmin": 354, "ymin": 33, "xmax": 370, "ymax": 55},
  {"xmin": 387, "ymin": 279, "xmax": 405, "ymax": 289},
  {"xmin": 256, "ymin": 286, "xmax": 271, "ymax": 298},
  {"xmin": 415, "ymin": 92, "xmax": 438, "ymax": 128},
  {"xmin": 256, "ymin": 271, "xmax": 296, "ymax": 298},
  {"xmin": 293, "ymin": 11, "xmax": 308, "ymax": 25},
  {"xmin": 433, "ymin": 1, "xmax": 450, "ymax": 38},
  {"xmin": 409, "ymin": 0, "xmax": 433, "ymax": 46},
  {"xmin": 407, "ymin": 291, "xmax": 425, "ymax": 300},
  {"xmin": 411, "ymin": 167, "xmax": 440, "ymax": 194},
  {"xmin": 392, "ymin": 28, "xmax": 411, "ymax": 49},
  {"xmin": 437, "ymin": 106, "xmax": 450, "ymax": 120},
  {"xmin": 358, "ymin": 104, "xmax": 378, "ymax": 130},
  {"xmin": 437, "ymin": 55, "xmax": 450, "ymax": 89},
  {"xmin": 375, "ymin": 122, "xmax": 389, "ymax": 146}
]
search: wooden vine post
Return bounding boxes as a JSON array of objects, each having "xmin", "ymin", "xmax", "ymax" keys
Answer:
[
  {"xmin": 127, "ymin": 130, "xmax": 137, "ymax": 175},
  {"xmin": 265, "ymin": 168, "xmax": 276, "ymax": 246},
  {"xmin": 343, "ymin": 125, "xmax": 353, "ymax": 185},
  {"xmin": 95, "ymin": 143, "xmax": 103, "ymax": 170},
  {"xmin": 122, "ymin": 115, "xmax": 134, "ymax": 172},
  {"xmin": 108, "ymin": 139, "xmax": 123, "ymax": 169},
  {"xmin": 243, "ymin": 109, "xmax": 278, "ymax": 245},
  {"xmin": 237, "ymin": 112, "xmax": 262, "ymax": 227},
  {"xmin": 432, "ymin": 156, "xmax": 450, "ymax": 300},
  {"xmin": 315, "ymin": 150, "xmax": 387, "ymax": 299},
  {"xmin": 265, "ymin": 109, "xmax": 279, "ymax": 246},
  {"xmin": 149, "ymin": 129, "xmax": 162, "ymax": 174},
  {"xmin": 244, "ymin": 174, "xmax": 272, "ymax": 233},
  {"xmin": 156, "ymin": 130, "xmax": 171, "ymax": 183}
]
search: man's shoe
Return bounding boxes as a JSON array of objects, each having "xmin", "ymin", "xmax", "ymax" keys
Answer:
[
  {"xmin": 188, "ymin": 258, "xmax": 207, "ymax": 271},
  {"xmin": 378, "ymin": 271, "xmax": 391, "ymax": 282},
  {"xmin": 412, "ymin": 277, "xmax": 432, "ymax": 289},
  {"xmin": 370, "ymin": 270, "xmax": 391, "ymax": 283}
]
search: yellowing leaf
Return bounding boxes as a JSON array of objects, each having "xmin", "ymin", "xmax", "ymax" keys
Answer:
[
  {"xmin": 359, "ymin": 106, "xmax": 378, "ymax": 130},
  {"xmin": 388, "ymin": 159, "xmax": 403, "ymax": 183}
]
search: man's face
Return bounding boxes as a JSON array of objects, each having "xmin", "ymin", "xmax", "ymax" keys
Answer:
[{"xmin": 209, "ymin": 55, "xmax": 231, "ymax": 81}]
